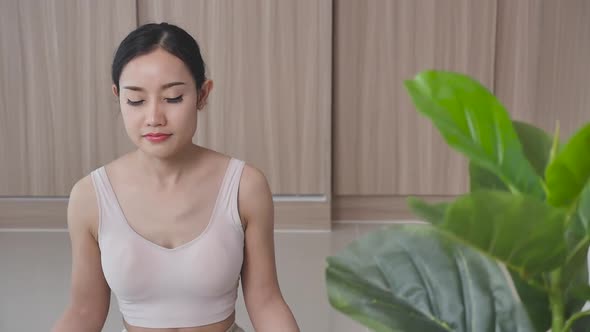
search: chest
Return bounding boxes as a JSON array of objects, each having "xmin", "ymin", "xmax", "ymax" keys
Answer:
[
  {"xmin": 114, "ymin": 182, "xmax": 220, "ymax": 250},
  {"xmin": 100, "ymin": 213, "xmax": 245, "ymax": 301}
]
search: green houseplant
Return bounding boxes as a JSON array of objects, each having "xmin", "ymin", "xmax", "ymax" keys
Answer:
[{"xmin": 326, "ymin": 70, "xmax": 590, "ymax": 332}]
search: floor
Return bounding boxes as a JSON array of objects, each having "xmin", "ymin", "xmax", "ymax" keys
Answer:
[{"xmin": 0, "ymin": 223, "xmax": 392, "ymax": 332}]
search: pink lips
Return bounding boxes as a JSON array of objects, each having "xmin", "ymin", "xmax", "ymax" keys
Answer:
[{"xmin": 144, "ymin": 133, "xmax": 172, "ymax": 142}]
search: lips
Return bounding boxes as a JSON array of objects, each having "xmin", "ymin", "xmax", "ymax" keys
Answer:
[
  {"xmin": 144, "ymin": 133, "xmax": 171, "ymax": 137},
  {"xmin": 143, "ymin": 133, "xmax": 172, "ymax": 142}
]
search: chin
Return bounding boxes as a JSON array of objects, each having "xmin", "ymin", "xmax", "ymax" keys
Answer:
[{"xmin": 136, "ymin": 140, "xmax": 192, "ymax": 160}]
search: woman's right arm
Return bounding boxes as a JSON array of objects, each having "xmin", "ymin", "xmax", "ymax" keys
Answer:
[{"xmin": 51, "ymin": 176, "xmax": 111, "ymax": 332}]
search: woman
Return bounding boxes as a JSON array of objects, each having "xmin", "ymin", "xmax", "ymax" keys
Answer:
[{"xmin": 52, "ymin": 22, "xmax": 299, "ymax": 332}]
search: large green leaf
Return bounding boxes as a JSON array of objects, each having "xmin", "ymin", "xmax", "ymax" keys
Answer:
[
  {"xmin": 467, "ymin": 122, "xmax": 555, "ymax": 331},
  {"xmin": 566, "ymin": 182, "xmax": 590, "ymax": 250},
  {"xmin": 441, "ymin": 190, "xmax": 567, "ymax": 274},
  {"xmin": 563, "ymin": 182, "xmax": 590, "ymax": 317},
  {"xmin": 408, "ymin": 192, "xmax": 561, "ymax": 331},
  {"xmin": 404, "ymin": 71, "xmax": 544, "ymax": 198},
  {"xmin": 545, "ymin": 122, "xmax": 590, "ymax": 207},
  {"xmin": 508, "ymin": 270, "xmax": 551, "ymax": 332},
  {"xmin": 469, "ymin": 162, "xmax": 508, "ymax": 192},
  {"xmin": 326, "ymin": 224, "xmax": 535, "ymax": 332},
  {"xmin": 407, "ymin": 197, "xmax": 448, "ymax": 225},
  {"xmin": 512, "ymin": 121, "xmax": 555, "ymax": 176},
  {"xmin": 469, "ymin": 121, "xmax": 553, "ymax": 194}
]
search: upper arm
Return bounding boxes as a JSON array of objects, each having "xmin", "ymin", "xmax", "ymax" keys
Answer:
[
  {"xmin": 238, "ymin": 165, "xmax": 283, "ymax": 308},
  {"xmin": 65, "ymin": 176, "xmax": 111, "ymax": 325}
]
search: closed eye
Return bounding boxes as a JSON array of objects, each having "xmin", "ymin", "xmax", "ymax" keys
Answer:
[
  {"xmin": 126, "ymin": 99, "xmax": 144, "ymax": 106},
  {"xmin": 166, "ymin": 95, "xmax": 184, "ymax": 103}
]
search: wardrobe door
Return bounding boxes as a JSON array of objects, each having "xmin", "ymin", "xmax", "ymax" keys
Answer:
[
  {"xmin": 333, "ymin": 0, "xmax": 497, "ymax": 197},
  {"xmin": 0, "ymin": 0, "xmax": 136, "ymax": 196},
  {"xmin": 138, "ymin": 0, "xmax": 332, "ymax": 196},
  {"xmin": 495, "ymin": 0, "xmax": 590, "ymax": 138}
]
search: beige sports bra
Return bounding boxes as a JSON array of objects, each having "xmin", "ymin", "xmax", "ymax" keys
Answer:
[{"xmin": 90, "ymin": 158, "xmax": 245, "ymax": 328}]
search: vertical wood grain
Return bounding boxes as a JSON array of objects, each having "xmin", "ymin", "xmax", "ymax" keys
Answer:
[
  {"xmin": 137, "ymin": 0, "xmax": 332, "ymax": 195},
  {"xmin": 333, "ymin": 0, "xmax": 497, "ymax": 196},
  {"xmin": 495, "ymin": 0, "xmax": 590, "ymax": 138},
  {"xmin": 0, "ymin": 0, "xmax": 136, "ymax": 196}
]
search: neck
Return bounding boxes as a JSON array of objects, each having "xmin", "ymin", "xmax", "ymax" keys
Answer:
[{"xmin": 133, "ymin": 144, "xmax": 202, "ymax": 190}]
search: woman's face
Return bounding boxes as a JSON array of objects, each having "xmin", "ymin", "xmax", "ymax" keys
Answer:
[{"xmin": 114, "ymin": 48, "xmax": 210, "ymax": 159}]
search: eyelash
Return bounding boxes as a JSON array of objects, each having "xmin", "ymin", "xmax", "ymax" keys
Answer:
[{"xmin": 126, "ymin": 95, "xmax": 184, "ymax": 106}]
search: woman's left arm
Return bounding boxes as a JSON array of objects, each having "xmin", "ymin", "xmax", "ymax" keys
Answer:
[{"xmin": 238, "ymin": 165, "xmax": 300, "ymax": 332}]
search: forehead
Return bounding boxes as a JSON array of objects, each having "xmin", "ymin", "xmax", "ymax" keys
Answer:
[{"xmin": 119, "ymin": 48, "xmax": 193, "ymax": 87}]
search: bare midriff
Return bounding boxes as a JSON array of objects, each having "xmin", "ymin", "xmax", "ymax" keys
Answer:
[{"xmin": 123, "ymin": 311, "xmax": 235, "ymax": 332}]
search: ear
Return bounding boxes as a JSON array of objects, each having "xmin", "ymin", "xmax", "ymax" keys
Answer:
[
  {"xmin": 112, "ymin": 84, "xmax": 119, "ymax": 97},
  {"xmin": 197, "ymin": 80, "xmax": 214, "ymax": 110}
]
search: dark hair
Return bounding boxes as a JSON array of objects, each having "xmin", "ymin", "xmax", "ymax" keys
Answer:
[{"xmin": 111, "ymin": 22, "xmax": 207, "ymax": 94}]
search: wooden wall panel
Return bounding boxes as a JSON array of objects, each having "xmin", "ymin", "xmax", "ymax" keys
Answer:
[
  {"xmin": 137, "ymin": 0, "xmax": 332, "ymax": 196},
  {"xmin": 333, "ymin": 195, "xmax": 451, "ymax": 221},
  {"xmin": 0, "ymin": 198, "xmax": 330, "ymax": 230},
  {"xmin": 333, "ymin": 0, "xmax": 497, "ymax": 195},
  {"xmin": 495, "ymin": 0, "xmax": 590, "ymax": 138},
  {"xmin": 0, "ymin": 0, "xmax": 136, "ymax": 196}
]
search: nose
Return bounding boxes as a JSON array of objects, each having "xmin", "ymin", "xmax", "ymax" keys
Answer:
[{"xmin": 146, "ymin": 102, "xmax": 166, "ymax": 127}]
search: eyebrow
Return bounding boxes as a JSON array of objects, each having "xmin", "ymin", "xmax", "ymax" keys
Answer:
[{"xmin": 122, "ymin": 82, "xmax": 186, "ymax": 91}]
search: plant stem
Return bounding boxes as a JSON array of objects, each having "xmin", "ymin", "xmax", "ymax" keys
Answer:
[
  {"xmin": 550, "ymin": 270, "xmax": 565, "ymax": 332},
  {"xmin": 565, "ymin": 236, "xmax": 590, "ymax": 264},
  {"xmin": 562, "ymin": 310, "xmax": 590, "ymax": 332}
]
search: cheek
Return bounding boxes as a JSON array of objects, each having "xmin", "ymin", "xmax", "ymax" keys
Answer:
[
  {"xmin": 172, "ymin": 106, "xmax": 198, "ymax": 127},
  {"xmin": 120, "ymin": 109, "xmax": 143, "ymax": 134},
  {"xmin": 175, "ymin": 109, "xmax": 198, "ymax": 139}
]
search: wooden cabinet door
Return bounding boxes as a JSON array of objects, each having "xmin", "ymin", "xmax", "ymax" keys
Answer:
[
  {"xmin": 0, "ymin": 0, "xmax": 136, "ymax": 196},
  {"xmin": 495, "ymin": 0, "xmax": 590, "ymax": 139},
  {"xmin": 333, "ymin": 0, "xmax": 497, "ymax": 196}
]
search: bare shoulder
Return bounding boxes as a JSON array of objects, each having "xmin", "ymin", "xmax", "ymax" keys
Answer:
[
  {"xmin": 68, "ymin": 174, "xmax": 99, "ymax": 239},
  {"xmin": 240, "ymin": 164, "xmax": 270, "ymax": 194},
  {"xmin": 238, "ymin": 163, "xmax": 273, "ymax": 229}
]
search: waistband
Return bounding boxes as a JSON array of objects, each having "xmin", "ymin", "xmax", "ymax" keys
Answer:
[{"xmin": 122, "ymin": 322, "xmax": 242, "ymax": 332}]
